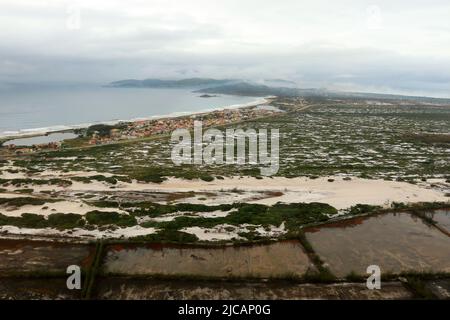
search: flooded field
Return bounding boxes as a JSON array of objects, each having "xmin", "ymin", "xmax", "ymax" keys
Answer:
[
  {"xmin": 0, "ymin": 277, "xmax": 80, "ymax": 300},
  {"xmin": 95, "ymin": 278, "xmax": 413, "ymax": 300},
  {"xmin": 0, "ymin": 239, "xmax": 94, "ymax": 275},
  {"xmin": 305, "ymin": 212, "xmax": 450, "ymax": 277},
  {"xmin": 429, "ymin": 210, "xmax": 450, "ymax": 234},
  {"xmin": 102, "ymin": 241, "xmax": 313, "ymax": 278}
]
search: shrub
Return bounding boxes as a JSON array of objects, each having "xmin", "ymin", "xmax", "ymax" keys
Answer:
[
  {"xmin": 85, "ymin": 210, "xmax": 136, "ymax": 227},
  {"xmin": 0, "ymin": 197, "xmax": 57, "ymax": 207},
  {"xmin": 346, "ymin": 204, "xmax": 381, "ymax": 215},
  {"xmin": 47, "ymin": 213, "xmax": 85, "ymax": 229},
  {"xmin": 130, "ymin": 229, "xmax": 198, "ymax": 243}
]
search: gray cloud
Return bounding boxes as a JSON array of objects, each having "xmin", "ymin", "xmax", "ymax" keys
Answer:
[{"xmin": 1, "ymin": 0, "xmax": 450, "ymax": 97}]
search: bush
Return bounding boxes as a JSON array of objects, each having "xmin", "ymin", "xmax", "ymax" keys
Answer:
[
  {"xmin": 85, "ymin": 210, "xmax": 136, "ymax": 227},
  {"xmin": 0, "ymin": 197, "xmax": 56, "ymax": 207},
  {"xmin": 47, "ymin": 213, "xmax": 85, "ymax": 229},
  {"xmin": 130, "ymin": 171, "xmax": 166, "ymax": 183},
  {"xmin": 346, "ymin": 204, "xmax": 381, "ymax": 215},
  {"xmin": 0, "ymin": 213, "xmax": 47, "ymax": 228},
  {"xmin": 141, "ymin": 202, "xmax": 336, "ymax": 234},
  {"xmin": 130, "ymin": 229, "xmax": 199, "ymax": 243},
  {"xmin": 86, "ymin": 124, "xmax": 122, "ymax": 137}
]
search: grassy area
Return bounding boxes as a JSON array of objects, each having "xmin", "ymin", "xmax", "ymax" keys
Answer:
[
  {"xmin": 0, "ymin": 197, "xmax": 60, "ymax": 207},
  {"xmin": 139, "ymin": 202, "xmax": 336, "ymax": 236},
  {"xmin": 85, "ymin": 211, "xmax": 136, "ymax": 227},
  {"xmin": 129, "ymin": 229, "xmax": 199, "ymax": 243},
  {"xmin": 0, "ymin": 201, "xmax": 337, "ymax": 240},
  {"xmin": 0, "ymin": 212, "xmax": 85, "ymax": 230},
  {"xmin": 70, "ymin": 175, "xmax": 132, "ymax": 185},
  {"xmin": 0, "ymin": 178, "xmax": 72, "ymax": 187}
]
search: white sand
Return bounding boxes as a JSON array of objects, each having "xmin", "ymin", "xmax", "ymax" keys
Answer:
[
  {"xmin": 116, "ymin": 176, "xmax": 449, "ymax": 210},
  {"xmin": 0, "ymin": 225, "xmax": 157, "ymax": 239},
  {"xmin": 2, "ymin": 174, "xmax": 448, "ymax": 210},
  {"xmin": 181, "ymin": 222, "xmax": 287, "ymax": 241},
  {"xmin": 180, "ymin": 224, "xmax": 243, "ymax": 241},
  {"xmin": 0, "ymin": 199, "xmax": 128, "ymax": 217}
]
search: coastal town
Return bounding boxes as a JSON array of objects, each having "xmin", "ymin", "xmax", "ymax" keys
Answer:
[
  {"xmin": 0, "ymin": 102, "xmax": 282, "ymax": 155},
  {"xmin": 87, "ymin": 103, "xmax": 281, "ymax": 145}
]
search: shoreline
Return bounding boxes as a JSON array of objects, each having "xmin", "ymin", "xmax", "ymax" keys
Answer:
[{"xmin": 0, "ymin": 96, "xmax": 273, "ymax": 142}]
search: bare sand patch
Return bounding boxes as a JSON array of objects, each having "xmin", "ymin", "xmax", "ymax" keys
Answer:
[
  {"xmin": 5, "ymin": 169, "xmax": 447, "ymax": 210},
  {"xmin": 121, "ymin": 176, "xmax": 448, "ymax": 209},
  {"xmin": 0, "ymin": 225, "xmax": 157, "ymax": 239},
  {"xmin": 0, "ymin": 200, "xmax": 127, "ymax": 217}
]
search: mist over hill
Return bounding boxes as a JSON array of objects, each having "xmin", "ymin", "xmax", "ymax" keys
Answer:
[
  {"xmin": 107, "ymin": 78, "xmax": 237, "ymax": 89},
  {"xmin": 108, "ymin": 78, "xmax": 450, "ymax": 103}
]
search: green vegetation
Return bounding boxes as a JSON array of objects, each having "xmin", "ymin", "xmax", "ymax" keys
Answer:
[
  {"xmin": 128, "ymin": 168, "xmax": 166, "ymax": 183},
  {"xmin": 129, "ymin": 229, "xmax": 199, "ymax": 243},
  {"xmin": 85, "ymin": 210, "xmax": 136, "ymax": 227},
  {"xmin": 0, "ymin": 197, "xmax": 59, "ymax": 207},
  {"xmin": 200, "ymin": 175, "xmax": 214, "ymax": 182},
  {"xmin": 0, "ymin": 212, "xmax": 85, "ymax": 230},
  {"xmin": 47, "ymin": 213, "xmax": 85, "ymax": 229},
  {"xmin": 404, "ymin": 276, "xmax": 436, "ymax": 299},
  {"xmin": 14, "ymin": 188, "xmax": 34, "ymax": 194},
  {"xmin": 0, "ymin": 200, "xmax": 338, "ymax": 240},
  {"xmin": 0, "ymin": 213, "xmax": 47, "ymax": 228},
  {"xmin": 344, "ymin": 204, "xmax": 382, "ymax": 215},
  {"xmin": 86, "ymin": 124, "xmax": 126, "ymax": 137},
  {"xmin": 71, "ymin": 175, "xmax": 131, "ymax": 185},
  {"xmin": 139, "ymin": 202, "xmax": 336, "ymax": 234},
  {"xmin": 0, "ymin": 178, "xmax": 72, "ymax": 187},
  {"xmin": 89, "ymin": 201, "xmax": 237, "ymax": 216}
]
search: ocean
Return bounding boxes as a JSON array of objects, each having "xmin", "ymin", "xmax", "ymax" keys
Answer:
[{"xmin": 0, "ymin": 85, "xmax": 259, "ymax": 138}]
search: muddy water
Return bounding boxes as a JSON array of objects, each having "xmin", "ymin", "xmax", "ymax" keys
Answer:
[
  {"xmin": 103, "ymin": 241, "xmax": 313, "ymax": 278},
  {"xmin": 0, "ymin": 239, "xmax": 94, "ymax": 275},
  {"xmin": 95, "ymin": 278, "xmax": 413, "ymax": 300},
  {"xmin": 305, "ymin": 212, "xmax": 450, "ymax": 277},
  {"xmin": 0, "ymin": 278, "xmax": 81, "ymax": 300},
  {"xmin": 428, "ymin": 210, "xmax": 450, "ymax": 234}
]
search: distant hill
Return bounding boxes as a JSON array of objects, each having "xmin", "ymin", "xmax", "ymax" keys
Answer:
[
  {"xmin": 108, "ymin": 78, "xmax": 236, "ymax": 88},
  {"xmin": 195, "ymin": 82, "xmax": 288, "ymax": 96},
  {"xmin": 196, "ymin": 82, "xmax": 450, "ymax": 103},
  {"xmin": 107, "ymin": 78, "xmax": 450, "ymax": 103},
  {"xmin": 195, "ymin": 82, "xmax": 340, "ymax": 97}
]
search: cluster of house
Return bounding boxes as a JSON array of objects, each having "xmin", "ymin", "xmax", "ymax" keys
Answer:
[
  {"xmin": 88, "ymin": 106, "xmax": 280, "ymax": 145},
  {"xmin": 4, "ymin": 141, "xmax": 61, "ymax": 155}
]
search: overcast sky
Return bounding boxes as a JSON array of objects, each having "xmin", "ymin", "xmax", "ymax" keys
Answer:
[{"xmin": 1, "ymin": 0, "xmax": 450, "ymax": 97}]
